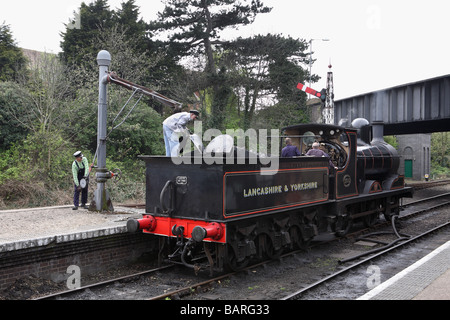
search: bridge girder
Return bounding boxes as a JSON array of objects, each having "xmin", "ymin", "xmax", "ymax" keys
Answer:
[{"xmin": 335, "ymin": 74, "xmax": 450, "ymax": 134}]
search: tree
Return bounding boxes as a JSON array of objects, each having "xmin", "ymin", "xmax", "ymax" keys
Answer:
[
  {"xmin": 113, "ymin": 0, "xmax": 148, "ymax": 54},
  {"xmin": 150, "ymin": 0, "xmax": 272, "ymax": 130},
  {"xmin": 60, "ymin": 0, "xmax": 176, "ymax": 111},
  {"xmin": 60, "ymin": 0, "xmax": 169, "ymax": 155},
  {"xmin": 0, "ymin": 22, "xmax": 27, "ymax": 81},
  {"xmin": 12, "ymin": 53, "xmax": 71, "ymax": 136},
  {"xmin": 223, "ymin": 34, "xmax": 309, "ymax": 130},
  {"xmin": 61, "ymin": 0, "xmax": 154, "ymax": 67},
  {"xmin": 63, "ymin": 23, "xmax": 167, "ymax": 159},
  {"xmin": 0, "ymin": 82, "xmax": 31, "ymax": 150},
  {"xmin": 60, "ymin": 0, "xmax": 115, "ymax": 66},
  {"xmin": 431, "ymin": 132, "xmax": 450, "ymax": 169},
  {"xmin": 4, "ymin": 52, "xmax": 74, "ymax": 174}
]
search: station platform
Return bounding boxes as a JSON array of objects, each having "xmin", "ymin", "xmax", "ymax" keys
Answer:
[
  {"xmin": 0, "ymin": 204, "xmax": 144, "ymax": 253},
  {"xmin": 358, "ymin": 240, "xmax": 450, "ymax": 300}
]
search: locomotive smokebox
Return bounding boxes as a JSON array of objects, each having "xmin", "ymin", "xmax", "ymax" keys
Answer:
[{"xmin": 356, "ymin": 121, "xmax": 400, "ymax": 180}]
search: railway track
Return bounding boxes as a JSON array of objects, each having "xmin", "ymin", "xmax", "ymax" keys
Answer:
[
  {"xmin": 282, "ymin": 220, "xmax": 450, "ymax": 300},
  {"xmin": 35, "ymin": 265, "xmax": 175, "ymax": 300},
  {"xmin": 154, "ymin": 194, "xmax": 450, "ymax": 301},
  {"xmin": 407, "ymin": 178, "xmax": 450, "ymax": 190},
  {"xmin": 36, "ymin": 190, "xmax": 450, "ymax": 300}
]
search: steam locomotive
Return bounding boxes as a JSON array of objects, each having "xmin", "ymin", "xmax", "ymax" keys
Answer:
[{"xmin": 127, "ymin": 119, "xmax": 413, "ymax": 273}]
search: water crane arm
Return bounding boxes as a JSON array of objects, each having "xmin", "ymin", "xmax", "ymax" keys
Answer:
[{"xmin": 107, "ymin": 72, "xmax": 182, "ymax": 110}]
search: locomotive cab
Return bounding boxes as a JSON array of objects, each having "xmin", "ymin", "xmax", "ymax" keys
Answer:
[
  {"xmin": 282, "ymin": 123, "xmax": 359, "ymax": 200},
  {"xmin": 282, "ymin": 123, "xmax": 350, "ymax": 170}
]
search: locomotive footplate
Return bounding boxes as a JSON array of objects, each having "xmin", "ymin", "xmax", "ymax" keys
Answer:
[{"xmin": 332, "ymin": 186, "xmax": 414, "ymax": 234}]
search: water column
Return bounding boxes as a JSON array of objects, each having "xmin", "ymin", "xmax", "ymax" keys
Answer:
[{"xmin": 90, "ymin": 50, "xmax": 114, "ymax": 212}]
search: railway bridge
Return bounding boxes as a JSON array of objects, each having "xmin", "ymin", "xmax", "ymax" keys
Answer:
[{"xmin": 334, "ymin": 74, "xmax": 450, "ymax": 180}]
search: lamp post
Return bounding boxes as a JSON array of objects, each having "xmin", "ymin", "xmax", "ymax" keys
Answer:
[{"xmin": 308, "ymin": 38, "xmax": 330, "ymax": 92}]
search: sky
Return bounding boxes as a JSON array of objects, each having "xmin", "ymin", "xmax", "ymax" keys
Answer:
[{"xmin": 2, "ymin": 0, "xmax": 450, "ymax": 100}]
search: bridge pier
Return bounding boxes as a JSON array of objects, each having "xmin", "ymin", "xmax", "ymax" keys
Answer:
[{"xmin": 397, "ymin": 134, "xmax": 431, "ymax": 181}]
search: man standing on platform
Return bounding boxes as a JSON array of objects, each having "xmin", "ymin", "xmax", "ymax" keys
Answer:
[{"xmin": 72, "ymin": 151, "xmax": 90, "ymax": 210}]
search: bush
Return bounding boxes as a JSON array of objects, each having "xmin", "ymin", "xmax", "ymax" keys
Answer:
[
  {"xmin": 430, "ymin": 163, "xmax": 450, "ymax": 179},
  {"xmin": 0, "ymin": 130, "xmax": 77, "ymax": 208}
]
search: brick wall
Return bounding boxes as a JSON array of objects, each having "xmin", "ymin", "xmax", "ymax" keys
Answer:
[{"xmin": 0, "ymin": 233, "xmax": 156, "ymax": 291}]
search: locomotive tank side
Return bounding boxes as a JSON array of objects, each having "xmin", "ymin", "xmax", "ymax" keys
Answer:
[{"xmin": 137, "ymin": 154, "xmax": 330, "ymax": 222}]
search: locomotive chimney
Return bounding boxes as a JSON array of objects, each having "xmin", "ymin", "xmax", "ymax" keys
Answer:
[{"xmin": 371, "ymin": 121, "xmax": 385, "ymax": 144}]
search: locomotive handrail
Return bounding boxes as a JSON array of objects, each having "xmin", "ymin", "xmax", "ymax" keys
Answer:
[{"xmin": 160, "ymin": 180, "xmax": 175, "ymax": 214}]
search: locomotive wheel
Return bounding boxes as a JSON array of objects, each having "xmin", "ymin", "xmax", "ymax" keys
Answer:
[
  {"xmin": 335, "ymin": 213, "xmax": 353, "ymax": 237},
  {"xmin": 288, "ymin": 226, "xmax": 301, "ymax": 250},
  {"xmin": 288, "ymin": 226, "xmax": 309, "ymax": 250},
  {"xmin": 256, "ymin": 234, "xmax": 282, "ymax": 260},
  {"xmin": 226, "ymin": 245, "xmax": 249, "ymax": 272},
  {"xmin": 363, "ymin": 201, "xmax": 383, "ymax": 227},
  {"xmin": 384, "ymin": 197, "xmax": 400, "ymax": 221},
  {"xmin": 363, "ymin": 213, "xmax": 378, "ymax": 227}
]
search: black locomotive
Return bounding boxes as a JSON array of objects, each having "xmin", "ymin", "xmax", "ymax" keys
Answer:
[{"xmin": 127, "ymin": 119, "xmax": 413, "ymax": 272}]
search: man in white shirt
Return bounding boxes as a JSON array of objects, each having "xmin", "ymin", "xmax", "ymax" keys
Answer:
[{"xmin": 163, "ymin": 110, "xmax": 200, "ymax": 157}]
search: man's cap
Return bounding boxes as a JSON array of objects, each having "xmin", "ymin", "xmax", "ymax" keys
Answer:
[
  {"xmin": 73, "ymin": 151, "xmax": 83, "ymax": 158},
  {"xmin": 190, "ymin": 110, "xmax": 200, "ymax": 118}
]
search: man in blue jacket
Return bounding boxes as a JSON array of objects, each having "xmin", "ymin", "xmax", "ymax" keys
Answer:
[{"xmin": 281, "ymin": 138, "xmax": 300, "ymax": 157}]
